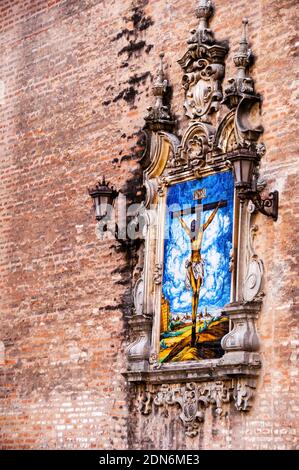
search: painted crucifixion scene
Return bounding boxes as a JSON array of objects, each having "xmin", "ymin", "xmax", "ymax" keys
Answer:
[{"xmin": 159, "ymin": 171, "xmax": 235, "ymax": 363}]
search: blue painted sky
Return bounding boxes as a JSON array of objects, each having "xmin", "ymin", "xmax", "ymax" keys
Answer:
[{"xmin": 162, "ymin": 171, "xmax": 234, "ymax": 317}]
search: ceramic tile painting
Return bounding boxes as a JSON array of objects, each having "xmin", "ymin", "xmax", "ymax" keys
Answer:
[{"xmin": 160, "ymin": 171, "xmax": 235, "ymax": 363}]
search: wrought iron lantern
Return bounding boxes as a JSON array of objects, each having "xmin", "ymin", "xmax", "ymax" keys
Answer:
[
  {"xmin": 88, "ymin": 177, "xmax": 118, "ymax": 221},
  {"xmin": 227, "ymin": 146, "xmax": 279, "ymax": 221}
]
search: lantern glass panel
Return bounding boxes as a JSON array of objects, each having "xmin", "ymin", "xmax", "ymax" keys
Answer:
[
  {"xmin": 100, "ymin": 195, "xmax": 108, "ymax": 217},
  {"xmin": 233, "ymin": 160, "xmax": 242, "ymax": 184},
  {"xmin": 241, "ymin": 159, "xmax": 253, "ymax": 185},
  {"xmin": 94, "ymin": 195, "xmax": 108, "ymax": 219}
]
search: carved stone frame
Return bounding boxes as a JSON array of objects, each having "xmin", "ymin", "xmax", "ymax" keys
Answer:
[
  {"xmin": 125, "ymin": 1, "xmax": 268, "ymax": 432},
  {"xmin": 126, "ymin": 128, "xmax": 262, "ymax": 381}
]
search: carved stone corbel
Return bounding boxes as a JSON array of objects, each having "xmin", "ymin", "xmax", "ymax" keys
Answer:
[
  {"xmin": 221, "ymin": 302, "xmax": 261, "ymax": 364},
  {"xmin": 126, "ymin": 315, "xmax": 152, "ymax": 372},
  {"xmin": 235, "ymin": 96, "xmax": 263, "ymax": 144},
  {"xmin": 139, "ymin": 389, "xmax": 153, "ymax": 415},
  {"xmin": 201, "ymin": 380, "xmax": 231, "ymax": 417},
  {"xmin": 233, "ymin": 377, "xmax": 256, "ymax": 411}
]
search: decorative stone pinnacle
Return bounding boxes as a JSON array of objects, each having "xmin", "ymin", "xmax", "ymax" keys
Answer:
[
  {"xmin": 242, "ymin": 18, "xmax": 248, "ymax": 41},
  {"xmin": 179, "ymin": 0, "xmax": 228, "ymax": 120},
  {"xmin": 153, "ymin": 52, "xmax": 167, "ymax": 95},
  {"xmin": 144, "ymin": 53, "xmax": 174, "ymax": 131},
  {"xmin": 224, "ymin": 19, "xmax": 256, "ymax": 107},
  {"xmin": 187, "ymin": 0, "xmax": 214, "ymax": 46},
  {"xmin": 158, "ymin": 53, "xmax": 165, "ymax": 81},
  {"xmin": 152, "ymin": 52, "xmax": 167, "ymax": 101},
  {"xmin": 195, "ymin": 0, "xmax": 214, "ymax": 26},
  {"xmin": 234, "ymin": 18, "xmax": 251, "ymax": 76}
]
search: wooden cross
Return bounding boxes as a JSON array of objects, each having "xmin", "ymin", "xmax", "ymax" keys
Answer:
[{"xmin": 170, "ymin": 188, "xmax": 227, "ymax": 223}]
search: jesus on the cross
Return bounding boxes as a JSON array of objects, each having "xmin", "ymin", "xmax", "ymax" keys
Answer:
[{"xmin": 172, "ymin": 192, "xmax": 226, "ymax": 348}]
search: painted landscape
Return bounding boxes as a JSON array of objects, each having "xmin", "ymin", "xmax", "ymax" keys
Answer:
[{"xmin": 160, "ymin": 312, "xmax": 229, "ymax": 363}]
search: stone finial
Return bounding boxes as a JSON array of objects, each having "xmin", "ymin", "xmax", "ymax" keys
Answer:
[
  {"xmin": 187, "ymin": 0, "xmax": 214, "ymax": 47},
  {"xmin": 224, "ymin": 19, "xmax": 256, "ymax": 107},
  {"xmin": 152, "ymin": 53, "xmax": 167, "ymax": 107},
  {"xmin": 195, "ymin": 0, "xmax": 214, "ymax": 27},
  {"xmin": 234, "ymin": 19, "xmax": 252, "ymax": 78},
  {"xmin": 144, "ymin": 53, "xmax": 174, "ymax": 132},
  {"xmin": 178, "ymin": 0, "xmax": 227, "ymax": 121}
]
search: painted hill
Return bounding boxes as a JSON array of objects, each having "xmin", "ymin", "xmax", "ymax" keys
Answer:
[{"xmin": 159, "ymin": 316, "xmax": 229, "ymax": 363}]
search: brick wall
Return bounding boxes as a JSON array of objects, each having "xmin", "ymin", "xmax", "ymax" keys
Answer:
[{"xmin": 0, "ymin": 0, "xmax": 298, "ymax": 449}]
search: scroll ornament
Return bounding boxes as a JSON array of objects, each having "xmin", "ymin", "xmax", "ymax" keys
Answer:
[
  {"xmin": 138, "ymin": 379, "xmax": 257, "ymax": 437},
  {"xmin": 178, "ymin": 0, "xmax": 228, "ymax": 121}
]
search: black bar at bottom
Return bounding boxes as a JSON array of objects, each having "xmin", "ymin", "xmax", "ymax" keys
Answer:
[{"xmin": 0, "ymin": 449, "xmax": 296, "ymax": 468}]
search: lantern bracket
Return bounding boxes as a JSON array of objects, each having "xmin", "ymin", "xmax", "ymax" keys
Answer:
[{"xmin": 239, "ymin": 189, "xmax": 279, "ymax": 221}]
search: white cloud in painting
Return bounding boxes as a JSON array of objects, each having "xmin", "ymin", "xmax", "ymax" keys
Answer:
[
  {"xmin": 223, "ymin": 215, "xmax": 230, "ymax": 232},
  {"xmin": 206, "ymin": 248, "xmax": 221, "ymax": 270},
  {"xmin": 173, "ymin": 291, "xmax": 192, "ymax": 311}
]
